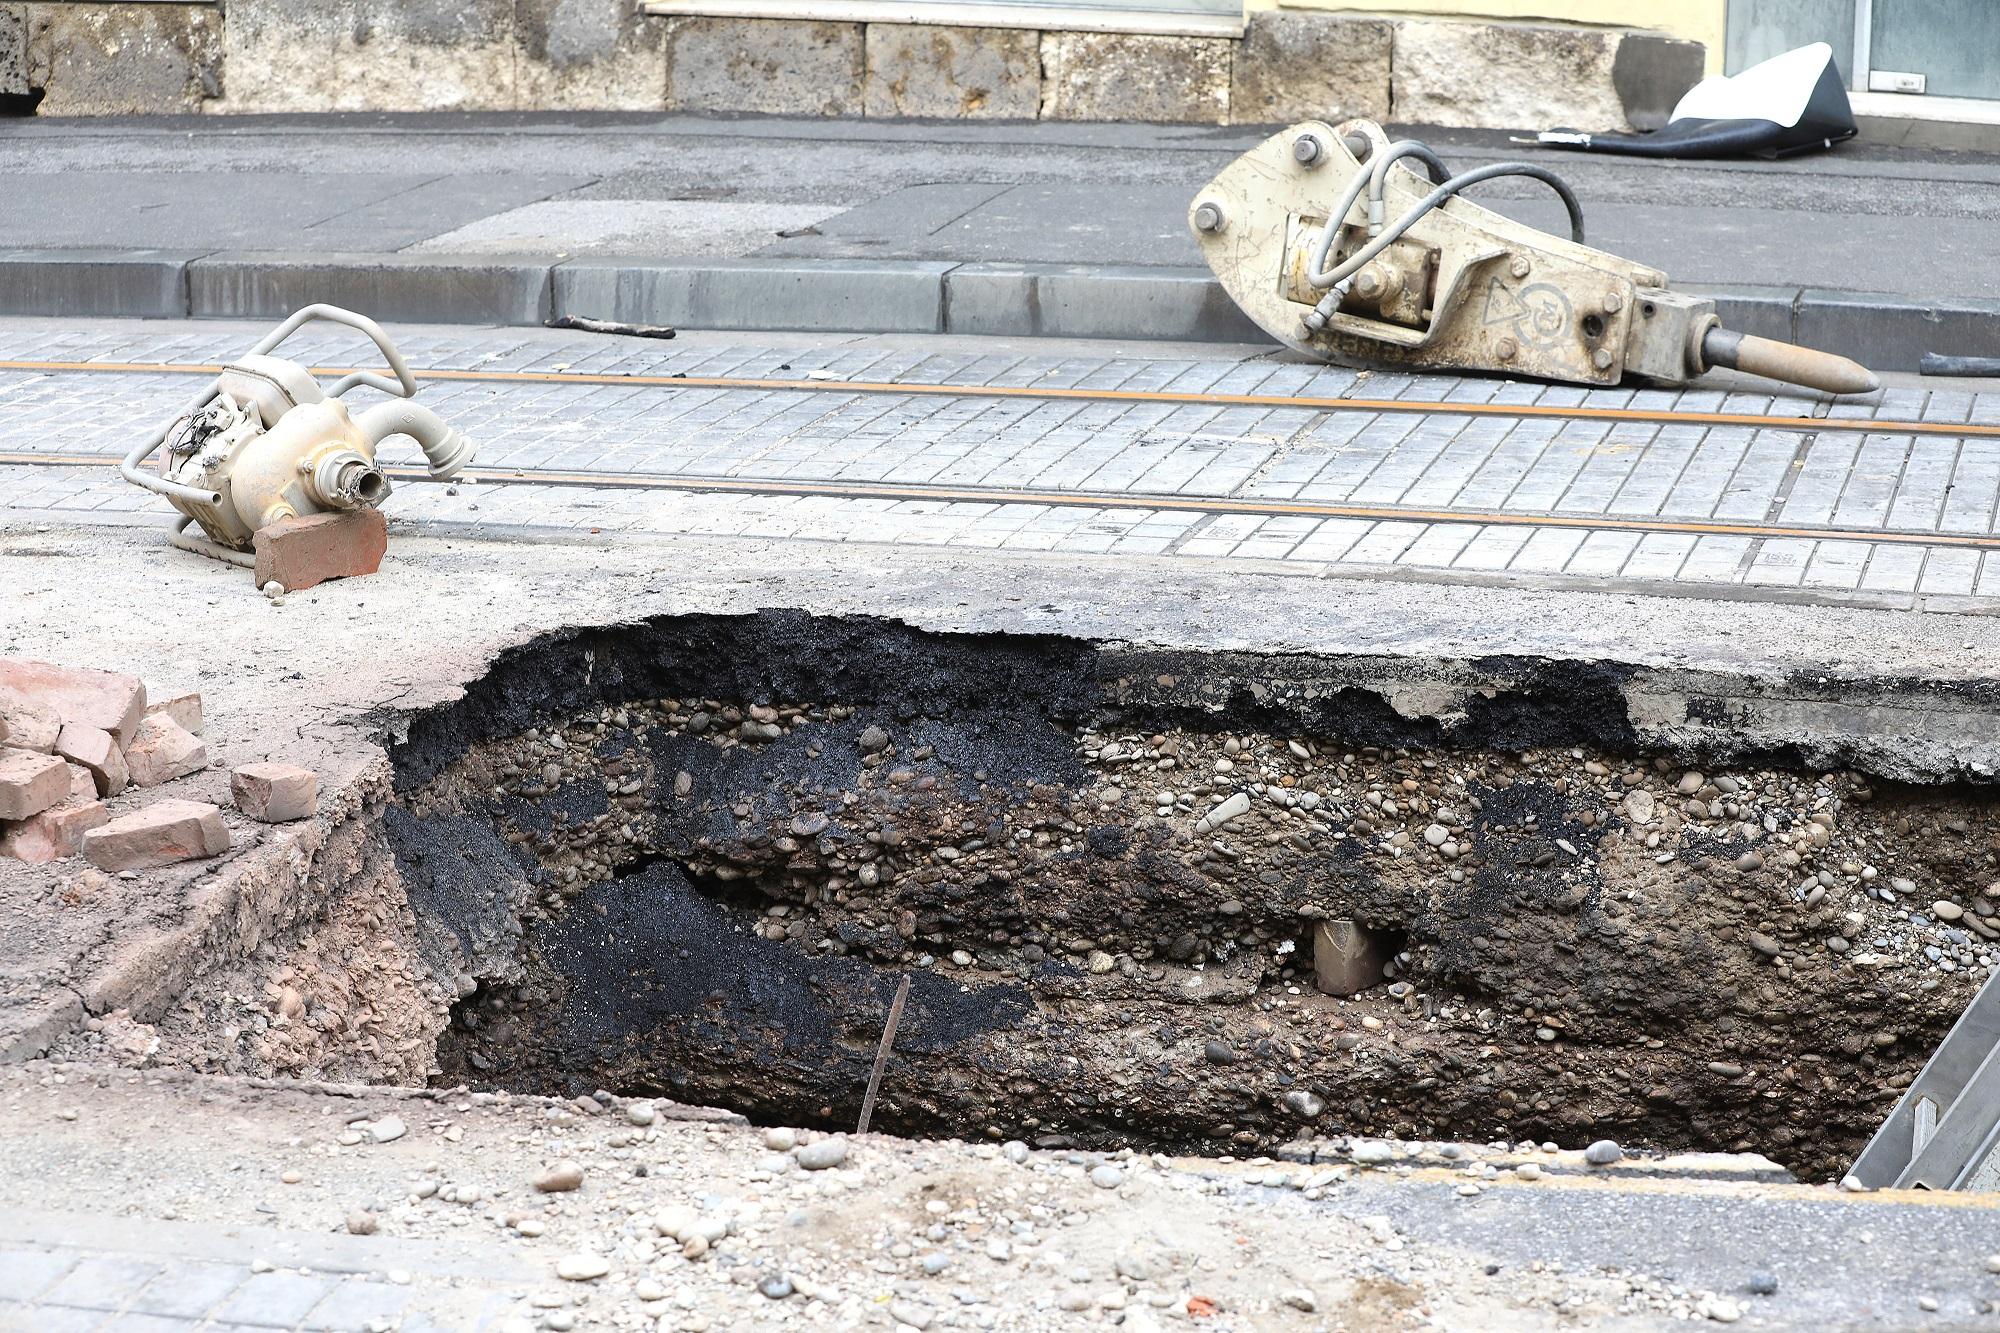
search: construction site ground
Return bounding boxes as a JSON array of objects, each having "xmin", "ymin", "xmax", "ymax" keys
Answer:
[{"xmin": 10, "ymin": 318, "xmax": 2000, "ymax": 1331}]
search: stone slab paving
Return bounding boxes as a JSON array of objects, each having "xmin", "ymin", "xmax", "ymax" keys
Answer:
[
  {"xmin": 8, "ymin": 115, "xmax": 2000, "ymax": 301},
  {"xmin": 5, "ymin": 320, "xmax": 2000, "ymax": 610},
  {"xmin": 0, "ymin": 1210, "xmax": 524, "ymax": 1331}
]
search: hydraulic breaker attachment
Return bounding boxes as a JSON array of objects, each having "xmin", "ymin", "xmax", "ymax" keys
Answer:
[{"xmin": 1190, "ymin": 119, "xmax": 1878, "ymax": 396}]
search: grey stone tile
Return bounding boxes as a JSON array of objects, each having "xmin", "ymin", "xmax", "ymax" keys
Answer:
[
  {"xmin": 1563, "ymin": 530, "xmax": 1643, "ymax": 577},
  {"xmin": 1919, "ymin": 548, "xmax": 1981, "ymax": 596},
  {"xmin": 1289, "ymin": 518, "xmax": 1373, "ymax": 563},
  {"xmin": 300, "ymin": 1279, "xmax": 415, "ymax": 1330},
  {"xmin": 0, "ymin": 1250, "xmax": 75, "ymax": 1302},
  {"xmin": 1660, "ymin": 428, "xmax": 1751, "ymax": 518},
  {"xmin": 40, "ymin": 1257, "xmax": 165, "ymax": 1311},
  {"xmin": 1859, "ymin": 544, "xmax": 1925, "ymax": 594},
  {"xmin": 11, "ymin": 1306, "xmax": 107, "ymax": 1331},
  {"xmin": 1396, "ymin": 524, "xmax": 1477, "ymax": 568},
  {"xmin": 1621, "ymin": 532, "xmax": 1697, "ymax": 581},
  {"xmin": 1509, "ymin": 527, "xmax": 1589, "ymax": 575},
  {"xmin": 1341, "ymin": 520, "xmax": 1427, "ymax": 564},
  {"xmin": 1745, "ymin": 538, "xmax": 1815, "ymax": 587},
  {"xmin": 208, "ymin": 1272, "xmax": 337, "ymax": 1328},
  {"xmin": 1801, "ymin": 540, "xmax": 1871, "ymax": 591},
  {"xmin": 1450, "ymin": 525, "xmax": 1534, "ymax": 572},
  {"xmin": 1830, "ymin": 435, "xmax": 1909, "ymax": 528}
]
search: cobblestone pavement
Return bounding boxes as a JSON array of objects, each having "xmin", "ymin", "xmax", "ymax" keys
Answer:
[{"xmin": 6, "ymin": 320, "xmax": 2000, "ymax": 610}]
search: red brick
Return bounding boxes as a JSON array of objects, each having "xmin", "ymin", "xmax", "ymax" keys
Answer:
[
  {"xmin": 252, "ymin": 508, "xmax": 388, "ymax": 593},
  {"xmin": 0, "ymin": 659, "xmax": 146, "ymax": 747},
  {"xmin": 231, "ymin": 762, "xmax": 318, "ymax": 822},
  {"xmin": 60, "ymin": 762, "xmax": 95, "ymax": 804},
  {"xmin": 124, "ymin": 715, "xmax": 207, "ymax": 788},
  {"xmin": 1, "ymin": 766, "xmax": 107, "ymax": 864},
  {"xmin": 55, "ymin": 723, "xmax": 128, "ymax": 798},
  {"xmin": 81, "ymin": 798, "xmax": 231, "ymax": 872},
  {"xmin": 0, "ymin": 686, "xmax": 61, "ymax": 754},
  {"xmin": 0, "ymin": 749, "xmax": 69, "ymax": 820},
  {"xmin": 143, "ymin": 683, "xmax": 204, "ymax": 736}
]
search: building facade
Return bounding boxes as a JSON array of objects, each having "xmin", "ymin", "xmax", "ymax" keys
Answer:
[{"xmin": 1, "ymin": 0, "xmax": 1985, "ymax": 121}]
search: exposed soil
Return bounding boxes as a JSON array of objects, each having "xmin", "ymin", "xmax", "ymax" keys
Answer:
[{"xmin": 360, "ymin": 613, "xmax": 2000, "ymax": 1182}]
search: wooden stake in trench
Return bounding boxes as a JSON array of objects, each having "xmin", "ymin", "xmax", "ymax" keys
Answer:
[{"xmin": 856, "ymin": 973, "xmax": 912, "ymax": 1136}]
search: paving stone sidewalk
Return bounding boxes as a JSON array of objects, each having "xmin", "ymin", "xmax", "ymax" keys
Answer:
[{"xmin": 6, "ymin": 319, "xmax": 2000, "ymax": 610}]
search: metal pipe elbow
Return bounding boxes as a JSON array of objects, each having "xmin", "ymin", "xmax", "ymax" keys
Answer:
[{"xmin": 355, "ymin": 400, "xmax": 476, "ymax": 480}]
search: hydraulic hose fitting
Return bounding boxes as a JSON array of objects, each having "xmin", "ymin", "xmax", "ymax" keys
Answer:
[{"xmin": 310, "ymin": 449, "xmax": 392, "ymax": 510}]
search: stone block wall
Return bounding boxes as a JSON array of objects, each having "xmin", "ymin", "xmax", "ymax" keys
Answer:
[
  {"xmin": 0, "ymin": 2, "xmax": 1703, "ymax": 131},
  {"xmin": 16, "ymin": 2, "xmax": 222, "ymax": 114},
  {"xmin": 864, "ymin": 22, "xmax": 1038, "ymax": 119}
]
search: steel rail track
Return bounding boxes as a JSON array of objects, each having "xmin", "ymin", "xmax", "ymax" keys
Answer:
[
  {"xmin": 12, "ymin": 450, "xmax": 2000, "ymax": 552},
  {"xmin": 0, "ymin": 358, "xmax": 1994, "ymax": 441}
]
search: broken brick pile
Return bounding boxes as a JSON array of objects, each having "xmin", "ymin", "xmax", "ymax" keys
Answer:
[{"xmin": 0, "ymin": 658, "xmax": 318, "ymax": 869}]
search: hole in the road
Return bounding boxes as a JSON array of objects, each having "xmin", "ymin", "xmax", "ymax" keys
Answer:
[{"xmin": 377, "ymin": 612, "xmax": 2000, "ymax": 1180}]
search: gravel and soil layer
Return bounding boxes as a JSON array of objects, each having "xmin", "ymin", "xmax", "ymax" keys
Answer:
[{"xmin": 66, "ymin": 611, "xmax": 1996, "ymax": 1186}]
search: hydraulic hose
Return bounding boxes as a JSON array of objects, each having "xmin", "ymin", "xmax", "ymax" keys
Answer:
[
  {"xmin": 1307, "ymin": 159, "xmax": 1587, "ymax": 290},
  {"xmin": 1364, "ymin": 140, "xmax": 1452, "ymax": 232}
]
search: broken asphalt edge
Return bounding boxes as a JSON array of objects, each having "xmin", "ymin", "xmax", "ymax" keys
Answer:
[{"xmin": 0, "ymin": 249, "xmax": 1993, "ymax": 374}]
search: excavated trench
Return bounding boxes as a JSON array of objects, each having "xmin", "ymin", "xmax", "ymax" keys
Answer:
[{"xmin": 371, "ymin": 612, "xmax": 2000, "ymax": 1181}]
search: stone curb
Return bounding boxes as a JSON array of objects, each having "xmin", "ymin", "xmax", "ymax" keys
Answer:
[{"xmin": 0, "ymin": 251, "xmax": 1992, "ymax": 371}]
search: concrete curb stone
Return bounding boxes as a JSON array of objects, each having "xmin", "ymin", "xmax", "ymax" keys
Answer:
[
  {"xmin": 0, "ymin": 248, "xmax": 199, "ymax": 319},
  {"xmin": 555, "ymin": 257, "xmax": 952, "ymax": 334},
  {"xmin": 942, "ymin": 263, "xmax": 1262, "ymax": 342},
  {"xmin": 0, "ymin": 250, "xmax": 1987, "ymax": 373},
  {"xmin": 1796, "ymin": 287, "xmax": 2000, "ymax": 367},
  {"xmin": 188, "ymin": 252, "xmax": 554, "ymax": 325}
]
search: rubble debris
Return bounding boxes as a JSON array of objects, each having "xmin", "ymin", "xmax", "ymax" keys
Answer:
[
  {"xmin": 0, "ymin": 765, "xmax": 106, "ymax": 863},
  {"xmin": 231, "ymin": 762, "xmax": 317, "ymax": 822},
  {"xmin": 93, "ymin": 1009, "xmax": 160, "ymax": 1068},
  {"xmin": 795, "ymin": 1137, "xmax": 849, "ymax": 1171},
  {"xmin": 143, "ymin": 683, "xmax": 204, "ymax": 736},
  {"xmin": 55, "ymin": 723, "xmax": 128, "ymax": 797},
  {"xmin": 252, "ymin": 508, "xmax": 389, "ymax": 594},
  {"xmin": 0, "ymin": 659, "xmax": 146, "ymax": 746},
  {"xmin": 0, "ymin": 749, "xmax": 69, "ymax": 820},
  {"xmin": 0, "ymin": 656, "xmax": 235, "ymax": 866},
  {"xmin": 81, "ymin": 798, "xmax": 231, "ymax": 871},
  {"xmin": 124, "ymin": 714, "xmax": 207, "ymax": 788},
  {"xmin": 0, "ymin": 687, "xmax": 61, "ymax": 754}
]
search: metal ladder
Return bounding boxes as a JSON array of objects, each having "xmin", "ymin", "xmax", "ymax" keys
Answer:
[{"xmin": 1851, "ymin": 966, "xmax": 2000, "ymax": 1190}]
